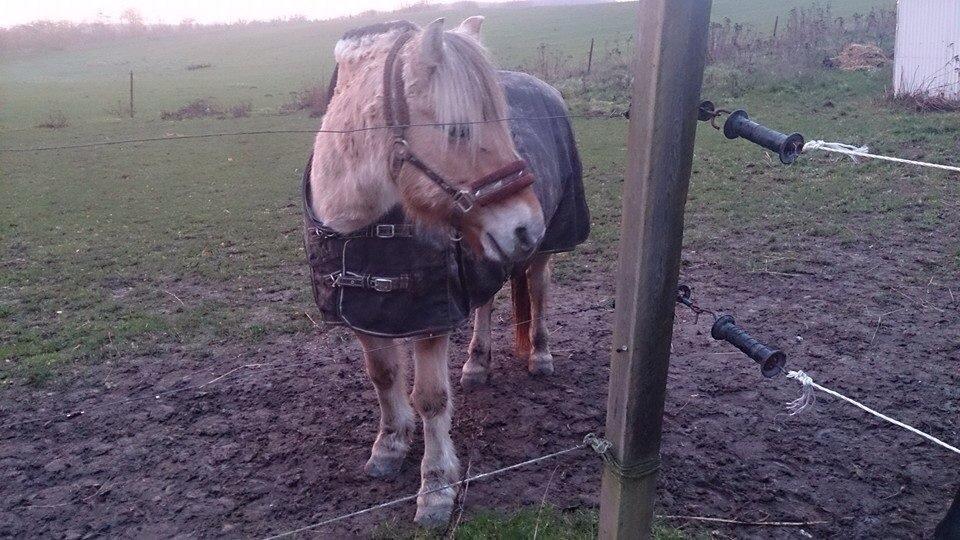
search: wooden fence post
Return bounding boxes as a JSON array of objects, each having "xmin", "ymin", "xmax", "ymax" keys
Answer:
[
  {"xmin": 587, "ymin": 37, "xmax": 595, "ymax": 75},
  {"xmin": 597, "ymin": 1, "xmax": 712, "ymax": 539},
  {"xmin": 129, "ymin": 71, "xmax": 135, "ymax": 118}
]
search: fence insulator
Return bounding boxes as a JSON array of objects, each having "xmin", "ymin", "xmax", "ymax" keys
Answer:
[
  {"xmin": 710, "ymin": 315, "xmax": 786, "ymax": 378},
  {"xmin": 697, "ymin": 100, "xmax": 717, "ymax": 121},
  {"xmin": 723, "ymin": 109, "xmax": 805, "ymax": 164}
]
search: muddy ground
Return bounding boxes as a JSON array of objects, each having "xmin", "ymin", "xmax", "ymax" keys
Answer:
[{"xmin": 1, "ymin": 217, "xmax": 958, "ymax": 539}]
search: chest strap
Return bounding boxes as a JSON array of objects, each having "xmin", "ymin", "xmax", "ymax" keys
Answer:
[
  {"xmin": 310, "ymin": 222, "xmax": 415, "ymax": 240},
  {"xmin": 324, "ymin": 271, "xmax": 411, "ymax": 293}
]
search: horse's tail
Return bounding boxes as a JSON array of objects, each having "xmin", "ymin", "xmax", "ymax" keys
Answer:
[{"xmin": 511, "ymin": 267, "xmax": 532, "ymax": 359}]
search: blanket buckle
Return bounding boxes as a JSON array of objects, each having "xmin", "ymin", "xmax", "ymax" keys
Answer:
[
  {"xmin": 375, "ymin": 224, "xmax": 397, "ymax": 238},
  {"xmin": 324, "ymin": 271, "xmax": 366, "ymax": 289},
  {"xmin": 369, "ymin": 277, "xmax": 398, "ymax": 292}
]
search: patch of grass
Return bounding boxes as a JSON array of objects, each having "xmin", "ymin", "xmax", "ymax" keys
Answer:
[
  {"xmin": 230, "ymin": 101, "xmax": 252, "ymax": 118},
  {"xmin": 885, "ymin": 87, "xmax": 960, "ymax": 113},
  {"xmin": 243, "ymin": 324, "xmax": 267, "ymax": 343},
  {"xmin": 35, "ymin": 110, "xmax": 69, "ymax": 129},
  {"xmin": 5, "ymin": 352, "xmax": 62, "ymax": 386},
  {"xmin": 373, "ymin": 507, "xmax": 694, "ymax": 539},
  {"xmin": 279, "ymin": 85, "xmax": 329, "ymax": 117},
  {"xmin": 159, "ymin": 98, "xmax": 254, "ymax": 120},
  {"xmin": 159, "ymin": 98, "xmax": 224, "ymax": 120}
]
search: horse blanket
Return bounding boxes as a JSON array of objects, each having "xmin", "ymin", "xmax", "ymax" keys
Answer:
[{"xmin": 303, "ymin": 71, "xmax": 589, "ymax": 337}]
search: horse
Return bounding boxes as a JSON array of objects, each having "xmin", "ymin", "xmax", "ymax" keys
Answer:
[{"xmin": 305, "ymin": 16, "xmax": 588, "ymax": 526}]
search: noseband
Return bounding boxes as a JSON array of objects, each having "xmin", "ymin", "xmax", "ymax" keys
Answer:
[{"xmin": 382, "ymin": 31, "xmax": 535, "ymax": 216}]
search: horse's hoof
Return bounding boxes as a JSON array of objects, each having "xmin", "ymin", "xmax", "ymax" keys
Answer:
[
  {"xmin": 414, "ymin": 503, "xmax": 453, "ymax": 528},
  {"xmin": 528, "ymin": 353, "xmax": 554, "ymax": 377},
  {"xmin": 460, "ymin": 367, "xmax": 490, "ymax": 389},
  {"xmin": 364, "ymin": 454, "xmax": 404, "ymax": 479}
]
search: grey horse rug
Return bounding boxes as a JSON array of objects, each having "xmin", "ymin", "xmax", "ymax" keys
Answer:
[{"xmin": 303, "ymin": 71, "xmax": 589, "ymax": 337}]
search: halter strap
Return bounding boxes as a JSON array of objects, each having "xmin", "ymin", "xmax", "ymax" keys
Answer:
[
  {"xmin": 383, "ymin": 32, "xmax": 413, "ymax": 137},
  {"xmin": 380, "ymin": 30, "xmax": 535, "ymax": 217}
]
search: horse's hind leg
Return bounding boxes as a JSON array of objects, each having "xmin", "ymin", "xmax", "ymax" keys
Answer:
[
  {"xmin": 412, "ymin": 335, "xmax": 460, "ymax": 527},
  {"xmin": 357, "ymin": 333, "xmax": 416, "ymax": 479},
  {"xmin": 461, "ymin": 299, "xmax": 493, "ymax": 389},
  {"xmin": 526, "ymin": 253, "xmax": 554, "ymax": 376}
]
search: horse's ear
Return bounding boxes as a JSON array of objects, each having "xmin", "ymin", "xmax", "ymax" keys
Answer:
[
  {"xmin": 456, "ymin": 15, "xmax": 484, "ymax": 42},
  {"xmin": 421, "ymin": 18, "xmax": 445, "ymax": 68}
]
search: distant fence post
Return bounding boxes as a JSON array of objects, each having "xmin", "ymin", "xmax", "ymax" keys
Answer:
[
  {"xmin": 587, "ymin": 37, "xmax": 595, "ymax": 74},
  {"xmin": 597, "ymin": 1, "xmax": 712, "ymax": 539},
  {"xmin": 773, "ymin": 15, "xmax": 779, "ymax": 38},
  {"xmin": 129, "ymin": 71, "xmax": 134, "ymax": 118}
]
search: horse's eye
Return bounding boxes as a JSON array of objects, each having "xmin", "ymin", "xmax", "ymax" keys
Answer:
[{"xmin": 447, "ymin": 124, "xmax": 471, "ymax": 140}]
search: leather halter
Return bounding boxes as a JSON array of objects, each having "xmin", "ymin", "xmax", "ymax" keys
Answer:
[{"xmin": 382, "ymin": 31, "xmax": 535, "ymax": 217}]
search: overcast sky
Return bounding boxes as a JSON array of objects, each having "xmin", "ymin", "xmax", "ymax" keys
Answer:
[{"xmin": 1, "ymin": 0, "xmax": 521, "ymax": 28}]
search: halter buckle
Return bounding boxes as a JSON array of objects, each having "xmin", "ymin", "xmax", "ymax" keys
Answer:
[
  {"xmin": 393, "ymin": 139, "xmax": 411, "ymax": 160},
  {"xmin": 453, "ymin": 191, "xmax": 476, "ymax": 214}
]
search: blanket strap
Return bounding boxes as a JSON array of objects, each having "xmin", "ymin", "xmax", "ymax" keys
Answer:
[
  {"xmin": 310, "ymin": 223, "xmax": 415, "ymax": 240},
  {"xmin": 324, "ymin": 271, "xmax": 411, "ymax": 293}
]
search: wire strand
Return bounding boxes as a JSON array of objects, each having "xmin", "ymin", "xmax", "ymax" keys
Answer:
[
  {"xmin": 0, "ymin": 299, "xmax": 614, "ymax": 431},
  {"xmin": 803, "ymin": 140, "xmax": 960, "ymax": 173},
  {"xmin": 786, "ymin": 369, "xmax": 960, "ymax": 456},
  {"xmin": 260, "ymin": 441, "xmax": 590, "ymax": 540},
  {"xmin": 0, "ymin": 114, "xmax": 617, "ymax": 153}
]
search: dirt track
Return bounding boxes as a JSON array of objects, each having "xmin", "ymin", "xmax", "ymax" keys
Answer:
[{"xmin": 2, "ymin": 218, "xmax": 958, "ymax": 539}]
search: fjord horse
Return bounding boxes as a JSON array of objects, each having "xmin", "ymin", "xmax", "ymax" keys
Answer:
[{"xmin": 308, "ymin": 16, "xmax": 585, "ymax": 526}]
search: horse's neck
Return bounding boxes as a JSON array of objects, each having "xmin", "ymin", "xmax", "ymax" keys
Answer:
[{"xmin": 310, "ymin": 60, "xmax": 398, "ymax": 233}]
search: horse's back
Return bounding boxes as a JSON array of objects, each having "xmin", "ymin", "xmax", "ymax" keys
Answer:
[{"xmin": 499, "ymin": 71, "xmax": 590, "ymax": 253}]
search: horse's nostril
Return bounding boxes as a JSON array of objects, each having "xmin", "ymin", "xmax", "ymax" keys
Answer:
[{"xmin": 515, "ymin": 226, "xmax": 532, "ymax": 251}]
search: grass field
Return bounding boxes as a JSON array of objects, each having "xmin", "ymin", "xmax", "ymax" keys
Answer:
[
  {"xmin": 3, "ymin": 0, "xmax": 958, "ymax": 536},
  {"xmin": 1, "ymin": 0, "xmax": 913, "ymax": 385},
  {"xmin": 1, "ymin": 0, "xmax": 894, "ymax": 127}
]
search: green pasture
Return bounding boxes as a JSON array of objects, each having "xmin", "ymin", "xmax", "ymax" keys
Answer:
[
  {"xmin": 0, "ymin": 0, "xmax": 893, "ymax": 127},
  {"xmin": 3, "ymin": 0, "xmax": 955, "ymax": 398},
  {"xmin": 3, "ymin": 0, "xmax": 954, "ymax": 389}
]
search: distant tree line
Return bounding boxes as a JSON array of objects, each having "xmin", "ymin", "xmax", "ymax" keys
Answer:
[
  {"xmin": 0, "ymin": 2, "xmax": 485, "ymax": 54},
  {"xmin": 0, "ymin": 11, "xmax": 309, "ymax": 54}
]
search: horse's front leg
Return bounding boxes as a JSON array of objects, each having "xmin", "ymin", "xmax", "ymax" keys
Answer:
[
  {"xmin": 526, "ymin": 253, "xmax": 554, "ymax": 375},
  {"xmin": 461, "ymin": 299, "xmax": 493, "ymax": 389},
  {"xmin": 356, "ymin": 333, "xmax": 416, "ymax": 478},
  {"xmin": 412, "ymin": 335, "xmax": 460, "ymax": 527}
]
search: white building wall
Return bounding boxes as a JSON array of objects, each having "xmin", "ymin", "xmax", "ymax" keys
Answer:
[{"xmin": 894, "ymin": 0, "xmax": 960, "ymax": 97}]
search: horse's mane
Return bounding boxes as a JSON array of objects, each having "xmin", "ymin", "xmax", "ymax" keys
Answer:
[
  {"xmin": 340, "ymin": 20, "xmax": 418, "ymax": 42},
  {"xmin": 429, "ymin": 30, "xmax": 507, "ymax": 152},
  {"xmin": 327, "ymin": 19, "xmax": 507, "ymax": 152}
]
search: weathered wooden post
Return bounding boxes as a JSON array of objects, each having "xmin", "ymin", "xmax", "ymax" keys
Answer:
[
  {"xmin": 587, "ymin": 37, "xmax": 595, "ymax": 74},
  {"xmin": 598, "ymin": 1, "xmax": 712, "ymax": 539}
]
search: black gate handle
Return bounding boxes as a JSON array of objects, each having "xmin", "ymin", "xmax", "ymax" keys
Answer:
[
  {"xmin": 711, "ymin": 315, "xmax": 786, "ymax": 378},
  {"xmin": 723, "ymin": 109, "xmax": 805, "ymax": 165}
]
